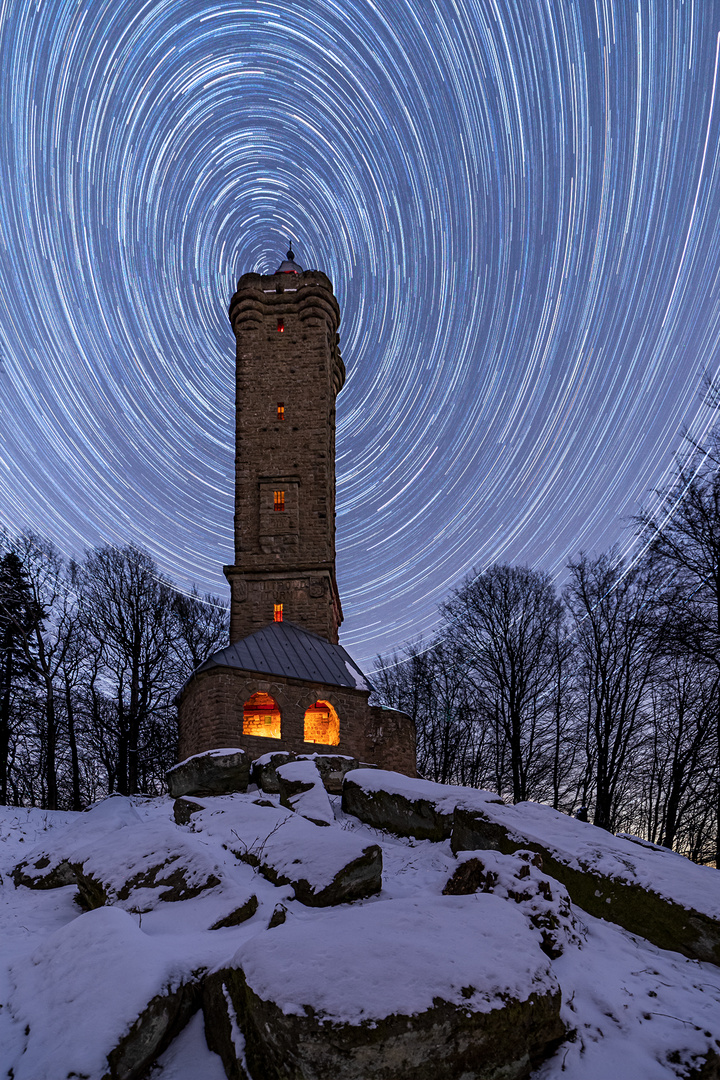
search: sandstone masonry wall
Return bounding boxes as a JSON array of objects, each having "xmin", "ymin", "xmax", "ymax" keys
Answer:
[{"xmin": 178, "ymin": 666, "xmax": 416, "ymax": 776}]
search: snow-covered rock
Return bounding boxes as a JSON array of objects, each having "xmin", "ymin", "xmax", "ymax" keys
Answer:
[
  {"xmin": 190, "ymin": 795, "xmax": 382, "ymax": 906},
  {"xmin": 166, "ymin": 748, "xmax": 251, "ymax": 798},
  {"xmin": 3, "ymin": 765, "xmax": 720, "ymax": 1080},
  {"xmin": 5, "ymin": 906, "xmax": 202, "ymax": 1080},
  {"xmin": 69, "ymin": 819, "xmax": 224, "ymax": 912},
  {"xmin": 276, "ymin": 758, "xmax": 335, "ymax": 825},
  {"xmin": 12, "ymin": 795, "xmax": 142, "ymax": 890},
  {"xmin": 451, "ymin": 797, "xmax": 720, "ymax": 965},
  {"xmin": 342, "ymin": 767, "xmax": 501, "ymax": 841},
  {"xmin": 204, "ymin": 894, "xmax": 566, "ymax": 1080}
]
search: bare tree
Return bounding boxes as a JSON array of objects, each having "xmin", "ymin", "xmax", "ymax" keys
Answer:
[
  {"xmin": 78, "ymin": 545, "xmax": 176, "ymax": 796},
  {"xmin": 564, "ymin": 550, "xmax": 666, "ymax": 832},
  {"xmin": 442, "ymin": 564, "xmax": 569, "ymax": 804}
]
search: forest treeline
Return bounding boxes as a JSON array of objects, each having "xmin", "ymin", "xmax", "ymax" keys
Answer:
[
  {"xmin": 0, "ymin": 537, "xmax": 228, "ymax": 810},
  {"xmin": 374, "ymin": 439, "xmax": 720, "ymax": 867},
  {"xmin": 2, "ymin": 438, "xmax": 720, "ymax": 867}
]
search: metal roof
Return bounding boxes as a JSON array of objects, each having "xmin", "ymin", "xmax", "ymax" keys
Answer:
[{"xmin": 193, "ymin": 621, "xmax": 373, "ymax": 692}]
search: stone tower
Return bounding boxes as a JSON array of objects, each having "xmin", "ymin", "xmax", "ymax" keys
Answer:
[
  {"xmin": 175, "ymin": 249, "xmax": 416, "ymax": 778},
  {"xmin": 224, "ymin": 250, "xmax": 344, "ymax": 644}
]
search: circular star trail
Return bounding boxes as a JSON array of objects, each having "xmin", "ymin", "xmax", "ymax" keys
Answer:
[{"xmin": 1, "ymin": 0, "xmax": 720, "ymax": 664}]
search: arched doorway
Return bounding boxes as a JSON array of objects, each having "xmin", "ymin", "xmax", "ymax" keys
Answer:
[
  {"xmin": 303, "ymin": 700, "xmax": 340, "ymax": 746},
  {"xmin": 243, "ymin": 692, "xmax": 281, "ymax": 738}
]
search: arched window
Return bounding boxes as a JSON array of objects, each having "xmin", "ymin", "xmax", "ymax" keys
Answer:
[
  {"xmin": 243, "ymin": 692, "xmax": 281, "ymax": 739},
  {"xmin": 303, "ymin": 700, "xmax": 339, "ymax": 746}
]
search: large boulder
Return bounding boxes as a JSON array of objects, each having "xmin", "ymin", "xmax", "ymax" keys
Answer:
[
  {"xmin": 166, "ymin": 748, "xmax": 250, "ymax": 798},
  {"xmin": 191, "ymin": 795, "xmax": 382, "ymax": 907},
  {"xmin": 12, "ymin": 795, "xmax": 142, "ymax": 890},
  {"xmin": 68, "ymin": 819, "xmax": 222, "ymax": 912},
  {"xmin": 203, "ymin": 894, "xmax": 566, "ymax": 1080},
  {"xmin": 451, "ymin": 797, "xmax": 720, "ymax": 966},
  {"xmin": 342, "ymin": 768, "xmax": 501, "ymax": 842},
  {"xmin": 276, "ymin": 759, "xmax": 334, "ymax": 826},
  {"xmin": 5, "ymin": 906, "xmax": 203, "ymax": 1080}
]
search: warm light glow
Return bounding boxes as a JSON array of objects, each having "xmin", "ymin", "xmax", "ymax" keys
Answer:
[
  {"xmin": 274, "ymin": 490, "xmax": 285, "ymax": 511},
  {"xmin": 277, "ymin": 318, "xmax": 284, "ymax": 332},
  {"xmin": 243, "ymin": 692, "xmax": 281, "ymax": 738},
  {"xmin": 303, "ymin": 700, "xmax": 340, "ymax": 745},
  {"xmin": 274, "ymin": 603, "xmax": 283, "ymax": 622},
  {"xmin": 277, "ymin": 402, "xmax": 284, "ymax": 420}
]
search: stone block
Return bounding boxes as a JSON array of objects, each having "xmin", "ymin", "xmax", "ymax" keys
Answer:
[
  {"xmin": 203, "ymin": 895, "xmax": 565, "ymax": 1080},
  {"xmin": 166, "ymin": 748, "xmax": 250, "ymax": 798}
]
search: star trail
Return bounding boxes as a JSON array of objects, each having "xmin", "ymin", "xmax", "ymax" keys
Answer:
[{"xmin": 1, "ymin": 0, "xmax": 720, "ymax": 664}]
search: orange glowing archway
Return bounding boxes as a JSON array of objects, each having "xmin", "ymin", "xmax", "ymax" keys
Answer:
[
  {"xmin": 303, "ymin": 700, "xmax": 340, "ymax": 746},
  {"xmin": 243, "ymin": 692, "xmax": 281, "ymax": 739}
]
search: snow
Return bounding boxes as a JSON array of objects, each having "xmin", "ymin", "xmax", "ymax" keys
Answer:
[
  {"xmin": 275, "ymin": 759, "xmax": 335, "ymax": 825},
  {"xmin": 348, "ymin": 766, "xmax": 503, "ymax": 814},
  {"xmin": 456, "ymin": 796, "xmax": 720, "ymax": 919},
  {"xmin": 235, "ymin": 892, "xmax": 556, "ymax": 1021},
  {"xmin": 1, "ymin": 773, "xmax": 719, "ymax": 1079},
  {"xmin": 170, "ymin": 747, "xmax": 247, "ymax": 771},
  {"xmin": 344, "ymin": 659, "xmax": 369, "ymax": 690}
]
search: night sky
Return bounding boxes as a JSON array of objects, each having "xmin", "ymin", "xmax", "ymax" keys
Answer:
[{"xmin": 2, "ymin": 0, "xmax": 720, "ymax": 666}]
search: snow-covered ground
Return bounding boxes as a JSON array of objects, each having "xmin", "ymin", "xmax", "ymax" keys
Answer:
[{"xmin": 0, "ymin": 784, "xmax": 719, "ymax": 1079}]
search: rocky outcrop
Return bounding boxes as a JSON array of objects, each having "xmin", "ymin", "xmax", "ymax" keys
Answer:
[
  {"xmin": 69, "ymin": 820, "xmax": 222, "ymax": 912},
  {"xmin": 443, "ymin": 849, "xmax": 582, "ymax": 959},
  {"xmin": 13, "ymin": 795, "xmax": 142, "ymax": 891},
  {"xmin": 451, "ymin": 800, "xmax": 720, "ymax": 966},
  {"xmin": 235, "ymin": 818, "xmax": 382, "ymax": 907},
  {"xmin": 166, "ymin": 748, "xmax": 250, "ymax": 798},
  {"xmin": 5, "ymin": 906, "xmax": 204, "ymax": 1080},
  {"xmin": 276, "ymin": 759, "xmax": 334, "ymax": 825},
  {"xmin": 203, "ymin": 895, "xmax": 565, "ymax": 1080},
  {"xmin": 341, "ymin": 768, "xmax": 499, "ymax": 842}
]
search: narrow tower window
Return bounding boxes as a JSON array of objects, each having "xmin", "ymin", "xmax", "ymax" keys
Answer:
[
  {"xmin": 274, "ymin": 490, "xmax": 285, "ymax": 511},
  {"xmin": 303, "ymin": 700, "xmax": 340, "ymax": 745},
  {"xmin": 277, "ymin": 318, "xmax": 284, "ymax": 332},
  {"xmin": 274, "ymin": 603, "xmax": 283, "ymax": 622},
  {"xmin": 243, "ymin": 692, "xmax": 281, "ymax": 738},
  {"xmin": 277, "ymin": 402, "xmax": 284, "ymax": 420}
]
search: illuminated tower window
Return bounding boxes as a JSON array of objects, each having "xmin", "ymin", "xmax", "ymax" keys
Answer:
[
  {"xmin": 243, "ymin": 692, "xmax": 281, "ymax": 738},
  {"xmin": 277, "ymin": 318, "xmax": 284, "ymax": 332},
  {"xmin": 277, "ymin": 403, "xmax": 284, "ymax": 420},
  {"xmin": 274, "ymin": 603, "xmax": 283, "ymax": 622},
  {"xmin": 274, "ymin": 490, "xmax": 285, "ymax": 511},
  {"xmin": 303, "ymin": 700, "xmax": 340, "ymax": 745}
]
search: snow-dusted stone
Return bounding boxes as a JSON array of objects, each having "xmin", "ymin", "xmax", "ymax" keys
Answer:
[
  {"xmin": 342, "ymin": 768, "xmax": 501, "ymax": 842},
  {"xmin": 250, "ymin": 751, "xmax": 295, "ymax": 793},
  {"xmin": 203, "ymin": 894, "xmax": 565, "ymax": 1080},
  {"xmin": 297, "ymin": 753, "xmax": 360, "ymax": 794},
  {"xmin": 209, "ymin": 892, "xmax": 259, "ymax": 930},
  {"xmin": 443, "ymin": 849, "xmax": 582, "ymax": 959},
  {"xmin": 276, "ymin": 759, "xmax": 334, "ymax": 826},
  {"xmin": 238, "ymin": 815, "xmax": 381, "ymax": 907},
  {"xmin": 452, "ymin": 798, "xmax": 720, "ymax": 965},
  {"xmin": 12, "ymin": 795, "xmax": 141, "ymax": 890},
  {"xmin": 6, "ymin": 906, "xmax": 202, "ymax": 1080},
  {"xmin": 166, "ymin": 748, "xmax": 250, "ymax": 798},
  {"xmin": 190, "ymin": 796, "xmax": 382, "ymax": 906},
  {"xmin": 69, "ymin": 819, "xmax": 222, "ymax": 912}
]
